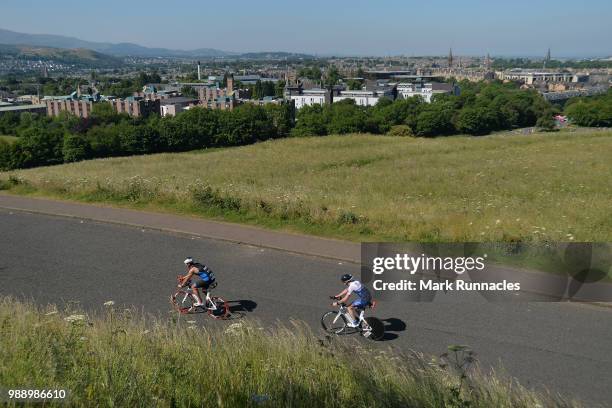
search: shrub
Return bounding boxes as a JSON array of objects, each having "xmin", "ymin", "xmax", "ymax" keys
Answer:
[{"xmin": 387, "ymin": 125, "xmax": 414, "ymax": 137}]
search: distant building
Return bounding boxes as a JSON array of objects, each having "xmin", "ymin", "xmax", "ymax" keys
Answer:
[
  {"xmin": 160, "ymin": 97, "xmax": 198, "ymax": 117},
  {"xmin": 285, "ymin": 86, "xmax": 330, "ymax": 109},
  {"xmin": 194, "ymin": 73, "xmax": 237, "ymax": 111},
  {"xmin": 234, "ymin": 74, "xmax": 278, "ymax": 85},
  {"xmin": 0, "ymin": 104, "xmax": 47, "ymax": 117},
  {"xmin": 333, "ymin": 88, "xmax": 394, "ymax": 106},
  {"xmin": 202, "ymin": 95, "xmax": 235, "ymax": 110},
  {"xmin": 109, "ymin": 98, "xmax": 160, "ymax": 117},
  {"xmin": 396, "ymin": 82, "xmax": 459, "ymax": 102},
  {"xmin": 46, "ymin": 99, "xmax": 93, "ymax": 118},
  {"xmin": 496, "ymin": 69, "xmax": 580, "ymax": 84}
]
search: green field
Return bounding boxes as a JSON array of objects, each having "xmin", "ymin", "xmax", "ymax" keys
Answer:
[
  {"xmin": 0, "ymin": 297, "xmax": 581, "ymax": 407},
  {"xmin": 1, "ymin": 131, "xmax": 611, "ymax": 242}
]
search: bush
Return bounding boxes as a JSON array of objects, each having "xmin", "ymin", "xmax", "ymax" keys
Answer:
[
  {"xmin": 62, "ymin": 133, "xmax": 92, "ymax": 162},
  {"xmin": 387, "ymin": 125, "xmax": 414, "ymax": 137},
  {"xmin": 536, "ymin": 115, "xmax": 557, "ymax": 132}
]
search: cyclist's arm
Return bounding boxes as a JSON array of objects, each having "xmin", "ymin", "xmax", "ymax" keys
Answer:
[
  {"xmin": 180, "ymin": 269, "xmax": 195, "ymax": 286},
  {"xmin": 335, "ymin": 288, "xmax": 348, "ymax": 299},
  {"xmin": 338, "ymin": 293, "xmax": 351, "ymax": 304}
]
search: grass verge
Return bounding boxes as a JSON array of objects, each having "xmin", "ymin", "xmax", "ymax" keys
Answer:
[
  {"xmin": 0, "ymin": 297, "xmax": 580, "ymax": 407},
  {"xmin": 1, "ymin": 131, "xmax": 611, "ymax": 242}
]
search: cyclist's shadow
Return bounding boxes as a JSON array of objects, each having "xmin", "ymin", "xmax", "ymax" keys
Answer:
[
  {"xmin": 380, "ymin": 318, "xmax": 407, "ymax": 341},
  {"xmin": 226, "ymin": 300, "xmax": 258, "ymax": 319}
]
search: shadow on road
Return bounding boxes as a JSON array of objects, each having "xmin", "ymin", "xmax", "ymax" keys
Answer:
[
  {"xmin": 380, "ymin": 317, "xmax": 407, "ymax": 341},
  {"xmin": 228, "ymin": 300, "xmax": 257, "ymax": 313}
]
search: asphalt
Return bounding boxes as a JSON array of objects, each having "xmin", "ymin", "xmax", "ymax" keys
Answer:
[{"xmin": 1, "ymin": 207, "xmax": 612, "ymax": 406}]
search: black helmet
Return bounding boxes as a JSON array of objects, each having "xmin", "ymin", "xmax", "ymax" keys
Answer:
[{"xmin": 341, "ymin": 274, "xmax": 353, "ymax": 283}]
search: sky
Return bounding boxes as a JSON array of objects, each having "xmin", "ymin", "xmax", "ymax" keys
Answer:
[{"xmin": 2, "ymin": 0, "xmax": 611, "ymax": 57}]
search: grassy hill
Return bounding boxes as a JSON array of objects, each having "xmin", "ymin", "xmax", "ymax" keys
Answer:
[
  {"xmin": 0, "ymin": 43, "xmax": 123, "ymax": 67},
  {"xmin": 1, "ymin": 131, "xmax": 611, "ymax": 242}
]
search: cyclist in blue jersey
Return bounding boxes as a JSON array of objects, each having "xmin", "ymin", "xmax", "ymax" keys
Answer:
[
  {"xmin": 178, "ymin": 257, "xmax": 216, "ymax": 308},
  {"xmin": 332, "ymin": 274, "xmax": 372, "ymax": 327}
]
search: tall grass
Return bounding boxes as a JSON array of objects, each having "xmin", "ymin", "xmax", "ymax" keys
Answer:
[
  {"xmin": 0, "ymin": 297, "xmax": 580, "ymax": 407},
  {"xmin": 1, "ymin": 131, "xmax": 611, "ymax": 242}
]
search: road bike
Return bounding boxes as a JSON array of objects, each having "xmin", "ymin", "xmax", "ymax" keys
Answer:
[
  {"xmin": 170, "ymin": 275, "xmax": 229, "ymax": 319},
  {"xmin": 321, "ymin": 297, "xmax": 385, "ymax": 340}
]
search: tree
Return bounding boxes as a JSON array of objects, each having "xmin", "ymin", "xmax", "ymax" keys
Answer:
[
  {"xmin": 455, "ymin": 107, "xmax": 497, "ymax": 135},
  {"xmin": 415, "ymin": 106, "xmax": 455, "ymax": 137},
  {"xmin": 63, "ymin": 133, "xmax": 91, "ymax": 162},
  {"xmin": 181, "ymin": 86, "xmax": 198, "ymax": 99},
  {"xmin": 292, "ymin": 104, "xmax": 328, "ymax": 136},
  {"xmin": 535, "ymin": 115, "xmax": 557, "ymax": 131},
  {"xmin": 324, "ymin": 66, "xmax": 342, "ymax": 87}
]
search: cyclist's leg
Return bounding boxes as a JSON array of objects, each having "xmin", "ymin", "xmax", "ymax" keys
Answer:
[
  {"xmin": 190, "ymin": 276, "xmax": 205, "ymax": 305},
  {"xmin": 349, "ymin": 300, "xmax": 366, "ymax": 323}
]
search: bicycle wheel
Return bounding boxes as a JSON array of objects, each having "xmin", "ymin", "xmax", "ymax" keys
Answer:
[
  {"xmin": 207, "ymin": 296, "xmax": 229, "ymax": 319},
  {"xmin": 321, "ymin": 311, "xmax": 347, "ymax": 334},
  {"xmin": 171, "ymin": 288, "xmax": 195, "ymax": 314},
  {"xmin": 364, "ymin": 317, "xmax": 385, "ymax": 341}
]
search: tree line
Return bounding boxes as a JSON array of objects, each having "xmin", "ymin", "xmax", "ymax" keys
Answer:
[
  {"xmin": 0, "ymin": 102, "xmax": 294, "ymax": 170},
  {"xmin": 1, "ymin": 81, "xmax": 608, "ymax": 171},
  {"xmin": 292, "ymin": 80, "xmax": 556, "ymax": 137},
  {"xmin": 564, "ymin": 89, "xmax": 612, "ymax": 127}
]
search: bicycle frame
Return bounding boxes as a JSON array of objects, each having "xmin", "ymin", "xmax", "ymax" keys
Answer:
[
  {"xmin": 180, "ymin": 284, "xmax": 219, "ymax": 311},
  {"xmin": 332, "ymin": 303, "xmax": 366, "ymax": 325}
]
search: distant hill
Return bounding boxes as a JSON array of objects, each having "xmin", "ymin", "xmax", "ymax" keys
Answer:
[
  {"xmin": 0, "ymin": 28, "xmax": 232, "ymax": 58},
  {"xmin": 238, "ymin": 51, "xmax": 315, "ymax": 60},
  {"xmin": 0, "ymin": 43, "xmax": 123, "ymax": 67}
]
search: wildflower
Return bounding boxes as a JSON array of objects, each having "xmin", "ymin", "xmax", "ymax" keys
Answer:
[
  {"xmin": 187, "ymin": 320, "xmax": 196, "ymax": 324},
  {"xmin": 45, "ymin": 310, "xmax": 58, "ymax": 316},
  {"xmin": 103, "ymin": 300, "xmax": 115, "ymax": 307},
  {"xmin": 495, "ymin": 219, "xmax": 501, "ymax": 224},
  {"xmin": 64, "ymin": 314, "xmax": 86, "ymax": 323},
  {"xmin": 79, "ymin": 336, "xmax": 87, "ymax": 341},
  {"xmin": 142, "ymin": 330, "xmax": 150, "ymax": 335},
  {"xmin": 224, "ymin": 322, "xmax": 244, "ymax": 335}
]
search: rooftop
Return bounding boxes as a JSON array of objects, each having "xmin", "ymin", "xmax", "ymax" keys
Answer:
[{"xmin": 0, "ymin": 104, "xmax": 46, "ymax": 112}]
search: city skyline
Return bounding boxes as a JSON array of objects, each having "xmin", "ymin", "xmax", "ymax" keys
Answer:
[{"xmin": 1, "ymin": 0, "xmax": 611, "ymax": 58}]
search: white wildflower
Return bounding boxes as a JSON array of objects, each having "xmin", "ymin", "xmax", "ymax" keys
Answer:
[
  {"xmin": 224, "ymin": 322, "xmax": 244, "ymax": 336},
  {"xmin": 103, "ymin": 300, "xmax": 115, "ymax": 307},
  {"xmin": 64, "ymin": 314, "xmax": 86, "ymax": 323}
]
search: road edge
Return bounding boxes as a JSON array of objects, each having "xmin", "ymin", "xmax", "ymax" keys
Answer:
[{"xmin": 0, "ymin": 193, "xmax": 361, "ymax": 263}]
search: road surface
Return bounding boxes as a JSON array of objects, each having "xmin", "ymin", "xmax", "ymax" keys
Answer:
[{"xmin": 1, "ymin": 208, "xmax": 611, "ymax": 406}]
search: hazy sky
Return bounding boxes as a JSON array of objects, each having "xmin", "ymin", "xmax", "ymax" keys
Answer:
[{"xmin": 3, "ymin": 0, "xmax": 611, "ymax": 57}]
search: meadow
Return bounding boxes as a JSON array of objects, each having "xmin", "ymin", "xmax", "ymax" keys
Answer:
[
  {"xmin": 0, "ymin": 297, "xmax": 581, "ymax": 407},
  {"xmin": 1, "ymin": 131, "xmax": 611, "ymax": 242}
]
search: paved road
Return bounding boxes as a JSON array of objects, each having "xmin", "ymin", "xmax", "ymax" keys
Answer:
[{"xmin": 1, "ymin": 209, "xmax": 611, "ymax": 406}]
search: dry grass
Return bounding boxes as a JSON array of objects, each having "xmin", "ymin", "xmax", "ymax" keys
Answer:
[
  {"xmin": 1, "ymin": 131, "xmax": 611, "ymax": 242},
  {"xmin": 0, "ymin": 297, "xmax": 581, "ymax": 407}
]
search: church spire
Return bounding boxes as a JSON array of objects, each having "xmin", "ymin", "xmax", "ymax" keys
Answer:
[{"xmin": 448, "ymin": 48, "xmax": 453, "ymax": 68}]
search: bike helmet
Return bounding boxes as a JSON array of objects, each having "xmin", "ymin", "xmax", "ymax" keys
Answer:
[
  {"xmin": 341, "ymin": 274, "xmax": 353, "ymax": 283},
  {"xmin": 184, "ymin": 257, "xmax": 194, "ymax": 265}
]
